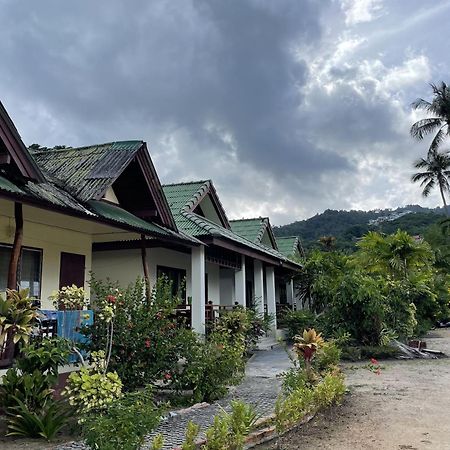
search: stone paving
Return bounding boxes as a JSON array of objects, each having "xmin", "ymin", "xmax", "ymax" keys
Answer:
[{"xmin": 57, "ymin": 345, "xmax": 291, "ymax": 450}]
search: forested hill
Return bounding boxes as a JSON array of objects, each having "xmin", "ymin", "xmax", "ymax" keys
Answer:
[{"xmin": 273, "ymin": 205, "xmax": 445, "ymax": 252}]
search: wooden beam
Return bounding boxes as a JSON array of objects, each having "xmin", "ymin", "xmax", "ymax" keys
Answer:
[
  {"xmin": 0, "ymin": 153, "xmax": 11, "ymax": 165},
  {"xmin": 7, "ymin": 202, "xmax": 23, "ymax": 290}
]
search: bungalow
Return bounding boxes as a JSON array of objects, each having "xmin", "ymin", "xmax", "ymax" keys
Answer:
[
  {"xmin": 229, "ymin": 218, "xmax": 302, "ymax": 312},
  {"xmin": 0, "ymin": 101, "xmax": 194, "ymax": 313}
]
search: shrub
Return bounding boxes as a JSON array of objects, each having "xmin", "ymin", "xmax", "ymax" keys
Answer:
[
  {"xmin": 314, "ymin": 341, "xmax": 341, "ymax": 373},
  {"xmin": 312, "ymin": 371, "xmax": 346, "ymax": 408},
  {"xmin": 81, "ymin": 386, "xmax": 162, "ymax": 450},
  {"xmin": 6, "ymin": 398, "xmax": 71, "ymax": 440},
  {"xmin": 284, "ymin": 310, "xmax": 317, "ymax": 340},
  {"xmin": 63, "ymin": 351, "xmax": 123, "ymax": 417},
  {"xmin": 0, "ymin": 337, "xmax": 72, "ymax": 439},
  {"xmin": 84, "ymin": 277, "xmax": 198, "ymax": 390},
  {"xmin": 181, "ymin": 421, "xmax": 201, "ymax": 450},
  {"xmin": 174, "ymin": 312, "xmax": 248, "ymax": 403},
  {"xmin": 50, "ymin": 285, "xmax": 88, "ymax": 310},
  {"xmin": 203, "ymin": 400, "xmax": 259, "ymax": 450}
]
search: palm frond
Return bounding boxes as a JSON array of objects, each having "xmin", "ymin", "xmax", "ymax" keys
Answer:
[
  {"xmin": 411, "ymin": 98, "xmax": 432, "ymax": 111},
  {"xmin": 410, "ymin": 118, "xmax": 443, "ymax": 140},
  {"xmin": 429, "ymin": 126, "xmax": 447, "ymax": 153},
  {"xmin": 422, "ymin": 179, "xmax": 435, "ymax": 197}
]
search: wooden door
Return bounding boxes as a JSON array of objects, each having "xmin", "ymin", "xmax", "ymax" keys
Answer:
[{"xmin": 59, "ymin": 252, "xmax": 85, "ymax": 289}]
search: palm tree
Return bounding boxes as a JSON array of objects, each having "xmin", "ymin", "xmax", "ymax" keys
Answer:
[
  {"xmin": 412, "ymin": 150, "xmax": 450, "ymax": 216},
  {"xmin": 411, "ymin": 82, "xmax": 450, "ymax": 155}
]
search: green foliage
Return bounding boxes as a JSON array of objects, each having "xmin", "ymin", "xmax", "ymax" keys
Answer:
[
  {"xmin": 63, "ymin": 351, "xmax": 123, "ymax": 417},
  {"xmin": 175, "ymin": 312, "xmax": 248, "ymax": 403},
  {"xmin": 81, "ymin": 386, "xmax": 162, "ymax": 450},
  {"xmin": 181, "ymin": 421, "xmax": 201, "ymax": 450},
  {"xmin": 150, "ymin": 434, "xmax": 165, "ymax": 450},
  {"xmin": 202, "ymin": 400, "xmax": 259, "ymax": 450},
  {"xmin": 50, "ymin": 284, "xmax": 88, "ymax": 310},
  {"xmin": 6, "ymin": 397, "xmax": 71, "ymax": 440},
  {"xmin": 312, "ymin": 372, "xmax": 346, "ymax": 408},
  {"xmin": 84, "ymin": 277, "xmax": 197, "ymax": 391},
  {"xmin": 244, "ymin": 307, "xmax": 273, "ymax": 350},
  {"xmin": 0, "ymin": 288, "xmax": 40, "ymax": 345},
  {"xmin": 284, "ymin": 310, "xmax": 317, "ymax": 340},
  {"xmin": 314, "ymin": 341, "xmax": 341, "ymax": 373},
  {"xmin": 0, "ymin": 337, "xmax": 72, "ymax": 440}
]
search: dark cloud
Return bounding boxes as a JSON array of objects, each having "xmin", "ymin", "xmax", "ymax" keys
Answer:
[{"xmin": 0, "ymin": 0, "xmax": 448, "ymax": 222}]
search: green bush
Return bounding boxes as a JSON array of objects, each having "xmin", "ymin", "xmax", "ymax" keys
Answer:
[
  {"xmin": 0, "ymin": 337, "xmax": 72, "ymax": 439},
  {"xmin": 202, "ymin": 400, "xmax": 259, "ymax": 450},
  {"xmin": 174, "ymin": 310, "xmax": 249, "ymax": 403},
  {"xmin": 84, "ymin": 277, "xmax": 200, "ymax": 391},
  {"xmin": 63, "ymin": 351, "xmax": 123, "ymax": 417},
  {"xmin": 81, "ymin": 386, "xmax": 162, "ymax": 450},
  {"xmin": 6, "ymin": 398, "xmax": 71, "ymax": 440},
  {"xmin": 284, "ymin": 310, "xmax": 317, "ymax": 340},
  {"xmin": 313, "ymin": 341, "xmax": 341, "ymax": 373},
  {"xmin": 181, "ymin": 421, "xmax": 201, "ymax": 450}
]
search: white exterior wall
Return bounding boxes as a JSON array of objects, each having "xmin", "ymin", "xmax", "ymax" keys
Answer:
[
  {"xmin": 219, "ymin": 268, "xmax": 235, "ymax": 306},
  {"xmin": 0, "ymin": 199, "xmax": 92, "ymax": 309},
  {"xmin": 206, "ymin": 262, "xmax": 220, "ymax": 304}
]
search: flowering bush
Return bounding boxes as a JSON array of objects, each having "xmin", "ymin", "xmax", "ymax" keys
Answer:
[
  {"xmin": 50, "ymin": 285, "xmax": 88, "ymax": 310},
  {"xmin": 83, "ymin": 277, "xmax": 197, "ymax": 390},
  {"xmin": 62, "ymin": 351, "xmax": 123, "ymax": 418}
]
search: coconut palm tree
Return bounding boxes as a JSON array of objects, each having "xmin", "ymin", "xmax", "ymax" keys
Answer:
[
  {"xmin": 411, "ymin": 82, "xmax": 450, "ymax": 155},
  {"xmin": 412, "ymin": 150, "xmax": 450, "ymax": 216}
]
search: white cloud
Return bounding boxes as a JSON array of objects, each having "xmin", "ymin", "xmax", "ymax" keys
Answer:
[{"xmin": 341, "ymin": 0, "xmax": 383, "ymax": 25}]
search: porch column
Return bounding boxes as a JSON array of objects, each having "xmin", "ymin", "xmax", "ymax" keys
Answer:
[
  {"xmin": 254, "ymin": 260, "xmax": 265, "ymax": 316},
  {"xmin": 234, "ymin": 255, "xmax": 246, "ymax": 307},
  {"xmin": 191, "ymin": 246, "xmax": 206, "ymax": 335},
  {"xmin": 265, "ymin": 266, "xmax": 277, "ymax": 331},
  {"xmin": 286, "ymin": 278, "xmax": 295, "ymax": 309}
]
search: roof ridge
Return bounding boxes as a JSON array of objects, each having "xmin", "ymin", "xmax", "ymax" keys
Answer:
[
  {"xmin": 162, "ymin": 179, "xmax": 211, "ymax": 187},
  {"xmin": 31, "ymin": 140, "xmax": 143, "ymax": 154},
  {"xmin": 229, "ymin": 217, "xmax": 267, "ymax": 222}
]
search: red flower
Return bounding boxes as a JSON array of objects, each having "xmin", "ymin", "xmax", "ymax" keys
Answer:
[
  {"xmin": 164, "ymin": 373, "xmax": 172, "ymax": 380},
  {"xmin": 106, "ymin": 295, "xmax": 116, "ymax": 304},
  {"xmin": 370, "ymin": 358, "xmax": 379, "ymax": 365},
  {"xmin": 145, "ymin": 339, "xmax": 151, "ymax": 348}
]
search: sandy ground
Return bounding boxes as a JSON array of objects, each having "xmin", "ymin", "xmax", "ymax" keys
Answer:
[{"xmin": 259, "ymin": 329, "xmax": 450, "ymax": 450}]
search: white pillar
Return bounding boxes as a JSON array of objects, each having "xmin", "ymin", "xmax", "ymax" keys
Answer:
[
  {"xmin": 266, "ymin": 266, "xmax": 277, "ymax": 331},
  {"xmin": 286, "ymin": 278, "xmax": 294, "ymax": 309},
  {"xmin": 254, "ymin": 260, "xmax": 265, "ymax": 316},
  {"xmin": 234, "ymin": 255, "xmax": 246, "ymax": 307},
  {"xmin": 191, "ymin": 246, "xmax": 206, "ymax": 334}
]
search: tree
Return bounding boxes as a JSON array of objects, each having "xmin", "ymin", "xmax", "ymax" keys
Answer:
[
  {"xmin": 355, "ymin": 230, "xmax": 434, "ymax": 280},
  {"xmin": 411, "ymin": 82, "xmax": 450, "ymax": 155},
  {"xmin": 411, "ymin": 150, "xmax": 450, "ymax": 216}
]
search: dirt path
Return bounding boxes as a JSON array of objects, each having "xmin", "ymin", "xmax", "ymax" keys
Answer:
[{"xmin": 259, "ymin": 329, "xmax": 450, "ymax": 450}]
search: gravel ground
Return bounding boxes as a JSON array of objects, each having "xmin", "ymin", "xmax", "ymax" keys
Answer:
[{"xmin": 258, "ymin": 329, "xmax": 450, "ymax": 450}]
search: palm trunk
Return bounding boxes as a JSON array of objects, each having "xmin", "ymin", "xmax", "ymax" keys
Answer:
[
  {"xmin": 7, "ymin": 202, "xmax": 23, "ymax": 290},
  {"xmin": 439, "ymin": 183, "xmax": 449, "ymax": 216}
]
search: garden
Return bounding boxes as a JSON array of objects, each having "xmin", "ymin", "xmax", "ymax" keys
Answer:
[{"xmin": 0, "ymin": 276, "xmax": 280, "ymax": 449}]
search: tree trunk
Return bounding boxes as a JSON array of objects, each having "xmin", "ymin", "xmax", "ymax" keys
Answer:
[
  {"xmin": 140, "ymin": 234, "xmax": 151, "ymax": 299},
  {"xmin": 7, "ymin": 202, "xmax": 23, "ymax": 290},
  {"xmin": 439, "ymin": 183, "xmax": 449, "ymax": 216}
]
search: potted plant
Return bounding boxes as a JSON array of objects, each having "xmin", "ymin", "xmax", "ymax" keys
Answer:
[{"xmin": 50, "ymin": 285, "xmax": 88, "ymax": 311}]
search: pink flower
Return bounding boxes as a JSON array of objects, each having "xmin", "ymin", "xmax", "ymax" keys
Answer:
[
  {"xmin": 370, "ymin": 358, "xmax": 379, "ymax": 365},
  {"xmin": 145, "ymin": 339, "xmax": 151, "ymax": 348},
  {"xmin": 164, "ymin": 373, "xmax": 172, "ymax": 380},
  {"xmin": 106, "ymin": 295, "xmax": 116, "ymax": 304}
]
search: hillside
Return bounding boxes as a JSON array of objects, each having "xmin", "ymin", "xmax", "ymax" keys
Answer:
[{"xmin": 273, "ymin": 205, "xmax": 445, "ymax": 252}]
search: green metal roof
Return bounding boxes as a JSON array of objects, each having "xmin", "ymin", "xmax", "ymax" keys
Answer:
[
  {"xmin": 230, "ymin": 218, "xmax": 267, "ymax": 243},
  {"xmin": 162, "ymin": 181, "xmax": 300, "ymax": 267},
  {"xmin": 276, "ymin": 236, "xmax": 303, "ymax": 258},
  {"xmin": 31, "ymin": 141, "xmax": 144, "ymax": 202}
]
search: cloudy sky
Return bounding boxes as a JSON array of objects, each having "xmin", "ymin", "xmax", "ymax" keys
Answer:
[{"xmin": 1, "ymin": 0, "xmax": 449, "ymax": 225}]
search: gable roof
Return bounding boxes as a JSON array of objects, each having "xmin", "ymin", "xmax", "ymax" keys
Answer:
[
  {"xmin": 163, "ymin": 181, "xmax": 301, "ymax": 269},
  {"xmin": 230, "ymin": 217, "xmax": 278, "ymax": 250},
  {"xmin": 163, "ymin": 180, "xmax": 230, "ymax": 229},
  {"xmin": 0, "ymin": 101, "xmax": 44, "ymax": 182},
  {"xmin": 32, "ymin": 141, "xmax": 176, "ymax": 230},
  {"xmin": 276, "ymin": 236, "xmax": 304, "ymax": 258}
]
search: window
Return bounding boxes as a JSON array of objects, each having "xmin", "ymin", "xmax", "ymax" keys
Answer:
[
  {"xmin": 0, "ymin": 245, "xmax": 42, "ymax": 298},
  {"xmin": 156, "ymin": 265, "xmax": 186, "ymax": 301}
]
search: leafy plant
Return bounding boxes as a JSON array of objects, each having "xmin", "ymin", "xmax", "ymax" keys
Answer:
[
  {"xmin": 0, "ymin": 288, "xmax": 39, "ymax": 346},
  {"xmin": 181, "ymin": 421, "xmax": 201, "ymax": 450},
  {"xmin": 50, "ymin": 284, "xmax": 88, "ymax": 310},
  {"xmin": 6, "ymin": 397, "xmax": 71, "ymax": 440},
  {"xmin": 202, "ymin": 400, "xmax": 259, "ymax": 450},
  {"xmin": 81, "ymin": 386, "xmax": 162, "ymax": 450},
  {"xmin": 284, "ymin": 310, "xmax": 317, "ymax": 340},
  {"xmin": 293, "ymin": 329, "xmax": 323, "ymax": 378},
  {"xmin": 150, "ymin": 433, "xmax": 164, "ymax": 450},
  {"xmin": 63, "ymin": 351, "xmax": 123, "ymax": 417}
]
